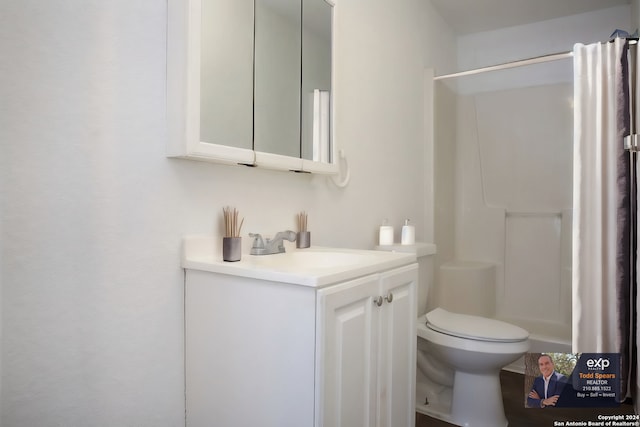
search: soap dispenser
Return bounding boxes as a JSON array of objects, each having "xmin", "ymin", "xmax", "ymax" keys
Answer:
[{"xmin": 401, "ymin": 219, "xmax": 415, "ymax": 245}]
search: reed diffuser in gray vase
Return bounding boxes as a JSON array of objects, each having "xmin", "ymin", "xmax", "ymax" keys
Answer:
[
  {"xmin": 222, "ymin": 206, "xmax": 244, "ymax": 262},
  {"xmin": 296, "ymin": 211, "xmax": 310, "ymax": 249}
]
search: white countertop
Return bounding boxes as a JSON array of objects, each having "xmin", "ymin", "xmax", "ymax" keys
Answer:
[{"xmin": 182, "ymin": 235, "xmax": 417, "ymax": 287}]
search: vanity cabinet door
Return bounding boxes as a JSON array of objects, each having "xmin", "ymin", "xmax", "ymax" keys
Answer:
[
  {"xmin": 317, "ymin": 274, "xmax": 380, "ymax": 427},
  {"xmin": 316, "ymin": 264, "xmax": 418, "ymax": 427},
  {"xmin": 378, "ymin": 266, "xmax": 417, "ymax": 427}
]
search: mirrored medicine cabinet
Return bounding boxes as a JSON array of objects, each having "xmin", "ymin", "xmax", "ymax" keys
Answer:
[{"xmin": 167, "ymin": 0, "xmax": 337, "ymax": 174}]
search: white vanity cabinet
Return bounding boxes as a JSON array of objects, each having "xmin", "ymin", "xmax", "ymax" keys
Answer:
[{"xmin": 184, "ymin": 262, "xmax": 417, "ymax": 427}]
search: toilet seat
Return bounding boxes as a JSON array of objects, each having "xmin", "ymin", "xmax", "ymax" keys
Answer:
[{"xmin": 425, "ymin": 308, "xmax": 529, "ymax": 343}]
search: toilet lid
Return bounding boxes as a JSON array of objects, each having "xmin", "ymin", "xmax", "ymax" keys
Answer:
[{"xmin": 425, "ymin": 308, "xmax": 529, "ymax": 342}]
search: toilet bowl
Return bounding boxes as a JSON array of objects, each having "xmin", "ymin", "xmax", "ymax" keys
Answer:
[{"xmin": 417, "ymin": 308, "xmax": 530, "ymax": 427}]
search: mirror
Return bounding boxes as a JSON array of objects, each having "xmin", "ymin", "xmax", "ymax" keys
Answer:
[
  {"xmin": 301, "ymin": 0, "xmax": 333, "ymax": 163},
  {"xmin": 167, "ymin": 0, "xmax": 336, "ymax": 173},
  {"xmin": 200, "ymin": 0, "xmax": 254, "ymax": 150},
  {"xmin": 254, "ymin": 0, "xmax": 302, "ymax": 158}
]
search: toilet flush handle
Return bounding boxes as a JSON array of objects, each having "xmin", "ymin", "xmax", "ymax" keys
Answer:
[{"xmin": 384, "ymin": 293, "xmax": 393, "ymax": 303}]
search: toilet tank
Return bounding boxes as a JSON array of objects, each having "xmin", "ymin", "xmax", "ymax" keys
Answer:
[
  {"xmin": 375, "ymin": 243, "xmax": 436, "ymax": 316},
  {"xmin": 437, "ymin": 261, "xmax": 496, "ymax": 317}
]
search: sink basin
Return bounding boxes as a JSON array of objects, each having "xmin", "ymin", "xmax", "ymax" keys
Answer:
[
  {"xmin": 182, "ymin": 235, "xmax": 417, "ymax": 287},
  {"xmin": 247, "ymin": 250, "xmax": 379, "ymax": 269}
]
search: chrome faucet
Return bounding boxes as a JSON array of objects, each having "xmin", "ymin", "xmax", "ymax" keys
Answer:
[{"xmin": 249, "ymin": 230, "xmax": 297, "ymax": 255}]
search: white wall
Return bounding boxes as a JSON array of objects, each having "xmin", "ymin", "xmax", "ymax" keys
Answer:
[
  {"xmin": 421, "ymin": 0, "xmax": 457, "ymax": 265},
  {"xmin": 457, "ymin": 5, "xmax": 631, "ymax": 70},
  {"xmin": 0, "ymin": 0, "xmax": 450, "ymax": 425}
]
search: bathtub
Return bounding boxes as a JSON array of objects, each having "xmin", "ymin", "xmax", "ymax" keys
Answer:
[
  {"xmin": 436, "ymin": 260, "xmax": 572, "ymax": 374},
  {"xmin": 499, "ymin": 317, "xmax": 572, "ymax": 373}
]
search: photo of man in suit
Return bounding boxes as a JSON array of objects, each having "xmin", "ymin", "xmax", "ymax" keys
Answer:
[{"xmin": 527, "ymin": 354, "xmax": 567, "ymax": 408}]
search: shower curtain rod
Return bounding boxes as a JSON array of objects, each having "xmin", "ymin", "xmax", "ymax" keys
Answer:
[
  {"xmin": 433, "ymin": 51, "xmax": 573, "ymax": 80},
  {"xmin": 435, "ymin": 38, "xmax": 639, "ymax": 81}
]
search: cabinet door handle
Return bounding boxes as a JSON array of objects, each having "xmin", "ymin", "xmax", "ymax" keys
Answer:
[
  {"xmin": 384, "ymin": 293, "xmax": 393, "ymax": 303},
  {"xmin": 373, "ymin": 296, "xmax": 384, "ymax": 307}
]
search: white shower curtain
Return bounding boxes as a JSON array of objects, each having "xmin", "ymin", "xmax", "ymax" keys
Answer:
[{"xmin": 572, "ymin": 37, "xmax": 634, "ymax": 398}]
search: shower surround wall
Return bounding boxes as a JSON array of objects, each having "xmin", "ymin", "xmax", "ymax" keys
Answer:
[
  {"xmin": 453, "ymin": 82, "xmax": 573, "ymax": 342},
  {"xmin": 433, "ymin": 5, "xmax": 631, "ymax": 346}
]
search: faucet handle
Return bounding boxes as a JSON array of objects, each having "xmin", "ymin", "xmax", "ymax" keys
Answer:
[{"xmin": 249, "ymin": 233, "xmax": 264, "ymax": 249}]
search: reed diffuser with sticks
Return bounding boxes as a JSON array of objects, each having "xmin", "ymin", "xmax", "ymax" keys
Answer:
[
  {"xmin": 223, "ymin": 206, "xmax": 244, "ymax": 238},
  {"xmin": 222, "ymin": 207, "xmax": 244, "ymax": 261},
  {"xmin": 296, "ymin": 211, "xmax": 310, "ymax": 249}
]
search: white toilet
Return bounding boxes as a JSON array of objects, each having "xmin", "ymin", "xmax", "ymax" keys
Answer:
[
  {"xmin": 377, "ymin": 244, "xmax": 530, "ymax": 427},
  {"xmin": 418, "ymin": 308, "xmax": 529, "ymax": 426}
]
